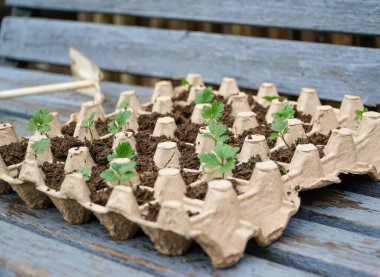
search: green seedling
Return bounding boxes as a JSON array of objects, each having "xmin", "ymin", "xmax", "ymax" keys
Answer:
[
  {"xmin": 272, "ymin": 104, "xmax": 295, "ymax": 122},
  {"xmin": 269, "ymin": 104, "xmax": 295, "ymax": 150},
  {"xmin": 108, "ymin": 110, "xmax": 131, "ymax": 134},
  {"xmin": 180, "ymin": 77, "xmax": 193, "ymax": 92},
  {"xmin": 31, "ymin": 138, "xmax": 51, "ymax": 156},
  {"xmin": 280, "ymin": 166, "xmax": 289, "ymax": 175},
  {"xmin": 195, "ymin": 87, "xmax": 214, "ymax": 104},
  {"xmin": 202, "ymin": 101, "xmax": 224, "ymax": 122},
  {"xmin": 117, "ymin": 98, "xmax": 130, "ymax": 110},
  {"xmin": 100, "ymin": 161, "xmax": 137, "ymax": 185},
  {"xmin": 262, "ymin": 96, "xmax": 288, "ymax": 103},
  {"xmin": 107, "ymin": 142, "xmax": 136, "ymax": 162},
  {"xmin": 198, "ymin": 142, "xmax": 240, "ymax": 178},
  {"xmin": 28, "ymin": 107, "xmax": 53, "ymax": 134},
  {"xmin": 354, "ymin": 107, "xmax": 369, "ymax": 122},
  {"xmin": 203, "ymin": 120, "xmax": 230, "ymax": 144},
  {"xmin": 76, "ymin": 167, "xmax": 91, "ymax": 182},
  {"xmin": 81, "ymin": 112, "xmax": 96, "ymax": 144}
]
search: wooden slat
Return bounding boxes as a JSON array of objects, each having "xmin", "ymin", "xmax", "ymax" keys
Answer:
[
  {"xmin": 249, "ymin": 218, "xmax": 380, "ymax": 277},
  {"xmin": 0, "ymin": 221, "xmax": 155, "ymax": 277},
  {"xmin": 0, "ymin": 195, "xmax": 317, "ymax": 277},
  {"xmin": 296, "ymin": 189, "xmax": 380, "ymax": 238},
  {"xmin": 1, "ymin": 18, "xmax": 379, "ymax": 106},
  {"xmin": 5, "ymin": 0, "xmax": 380, "ymax": 35},
  {"xmin": 0, "ymin": 66, "xmax": 152, "ymax": 122}
]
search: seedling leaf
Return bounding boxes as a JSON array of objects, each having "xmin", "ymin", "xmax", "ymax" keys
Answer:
[
  {"xmin": 81, "ymin": 112, "xmax": 96, "ymax": 144},
  {"xmin": 31, "ymin": 138, "xmax": 51, "ymax": 155},
  {"xmin": 100, "ymin": 160, "xmax": 136, "ymax": 185},
  {"xmin": 202, "ymin": 101, "xmax": 224, "ymax": 121},
  {"xmin": 195, "ymin": 87, "xmax": 213, "ymax": 104},
  {"xmin": 117, "ymin": 98, "xmax": 130, "ymax": 110},
  {"xmin": 28, "ymin": 108, "xmax": 53, "ymax": 134},
  {"xmin": 354, "ymin": 107, "xmax": 368, "ymax": 122},
  {"xmin": 76, "ymin": 167, "xmax": 91, "ymax": 182},
  {"xmin": 107, "ymin": 142, "xmax": 136, "ymax": 162},
  {"xmin": 108, "ymin": 110, "xmax": 131, "ymax": 134}
]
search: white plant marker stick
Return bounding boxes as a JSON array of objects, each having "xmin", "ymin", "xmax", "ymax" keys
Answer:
[{"xmin": 0, "ymin": 48, "xmax": 105, "ymax": 103}]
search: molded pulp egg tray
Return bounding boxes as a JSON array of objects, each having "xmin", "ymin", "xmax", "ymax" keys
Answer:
[{"xmin": 0, "ymin": 75, "xmax": 379, "ymax": 268}]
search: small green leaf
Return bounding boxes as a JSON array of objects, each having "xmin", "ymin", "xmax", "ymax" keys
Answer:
[
  {"xmin": 81, "ymin": 112, "xmax": 96, "ymax": 128},
  {"xmin": 354, "ymin": 107, "xmax": 369, "ymax": 122},
  {"xmin": 218, "ymin": 159, "xmax": 235, "ymax": 174},
  {"xmin": 108, "ymin": 110, "xmax": 131, "ymax": 134},
  {"xmin": 117, "ymin": 98, "xmax": 130, "ymax": 110},
  {"xmin": 180, "ymin": 78, "xmax": 189, "ymax": 85},
  {"xmin": 262, "ymin": 96, "xmax": 280, "ymax": 103},
  {"xmin": 76, "ymin": 167, "xmax": 91, "ymax": 182},
  {"xmin": 28, "ymin": 107, "xmax": 53, "ymax": 134},
  {"xmin": 107, "ymin": 142, "xmax": 136, "ymax": 162},
  {"xmin": 271, "ymin": 120, "xmax": 287, "ymax": 132},
  {"xmin": 198, "ymin": 152, "xmax": 220, "ymax": 168},
  {"xmin": 31, "ymin": 138, "xmax": 51, "ymax": 155},
  {"xmin": 100, "ymin": 169, "xmax": 117, "ymax": 183},
  {"xmin": 195, "ymin": 87, "xmax": 213, "ymax": 104},
  {"xmin": 202, "ymin": 101, "xmax": 224, "ymax": 121},
  {"xmin": 214, "ymin": 143, "xmax": 239, "ymax": 161},
  {"xmin": 268, "ymin": 133, "xmax": 278, "ymax": 141}
]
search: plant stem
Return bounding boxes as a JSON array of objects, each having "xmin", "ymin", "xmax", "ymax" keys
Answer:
[
  {"xmin": 280, "ymin": 136, "xmax": 290, "ymax": 150},
  {"xmin": 89, "ymin": 129, "xmax": 94, "ymax": 144}
]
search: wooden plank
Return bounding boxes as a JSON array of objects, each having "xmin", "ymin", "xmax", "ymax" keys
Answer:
[
  {"xmin": 336, "ymin": 174, "xmax": 380, "ymax": 199},
  {"xmin": 1, "ymin": 18, "xmax": 379, "ymax": 106},
  {"xmin": 5, "ymin": 0, "xmax": 380, "ymax": 35},
  {"xmin": 249, "ymin": 219, "xmax": 380, "ymax": 277},
  {"xmin": 0, "ymin": 194, "xmax": 317, "ymax": 277},
  {"xmin": 0, "ymin": 66, "xmax": 152, "ymax": 118},
  {"xmin": 0, "ymin": 221, "xmax": 155, "ymax": 277},
  {"xmin": 296, "ymin": 188, "xmax": 380, "ymax": 238}
]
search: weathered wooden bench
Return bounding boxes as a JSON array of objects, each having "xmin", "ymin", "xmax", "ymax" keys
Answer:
[{"xmin": 0, "ymin": 1, "xmax": 379, "ymax": 276}]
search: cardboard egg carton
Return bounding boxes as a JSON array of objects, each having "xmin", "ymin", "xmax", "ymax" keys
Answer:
[{"xmin": 0, "ymin": 74, "xmax": 379, "ymax": 268}]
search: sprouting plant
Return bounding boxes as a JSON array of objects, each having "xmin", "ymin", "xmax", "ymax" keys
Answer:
[
  {"xmin": 262, "ymin": 96, "xmax": 288, "ymax": 103},
  {"xmin": 107, "ymin": 142, "xmax": 135, "ymax": 162},
  {"xmin": 31, "ymin": 138, "xmax": 51, "ymax": 156},
  {"xmin": 76, "ymin": 167, "xmax": 91, "ymax": 182},
  {"xmin": 269, "ymin": 117, "xmax": 290, "ymax": 149},
  {"xmin": 81, "ymin": 112, "xmax": 96, "ymax": 144},
  {"xmin": 100, "ymin": 161, "xmax": 137, "ymax": 185},
  {"xmin": 262, "ymin": 96, "xmax": 280, "ymax": 103},
  {"xmin": 269, "ymin": 104, "xmax": 295, "ymax": 150},
  {"xmin": 272, "ymin": 104, "xmax": 295, "ymax": 122},
  {"xmin": 280, "ymin": 166, "xmax": 289, "ymax": 175},
  {"xmin": 117, "ymin": 98, "xmax": 130, "ymax": 110},
  {"xmin": 198, "ymin": 142, "xmax": 240, "ymax": 178},
  {"xmin": 108, "ymin": 110, "xmax": 131, "ymax": 134},
  {"xmin": 180, "ymin": 77, "xmax": 193, "ymax": 92},
  {"xmin": 28, "ymin": 107, "xmax": 53, "ymax": 134},
  {"xmin": 195, "ymin": 87, "xmax": 214, "ymax": 104},
  {"xmin": 203, "ymin": 120, "xmax": 230, "ymax": 144},
  {"xmin": 202, "ymin": 101, "xmax": 224, "ymax": 122},
  {"xmin": 354, "ymin": 107, "xmax": 369, "ymax": 122}
]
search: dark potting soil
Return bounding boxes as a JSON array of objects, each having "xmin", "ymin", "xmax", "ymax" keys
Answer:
[
  {"xmin": 229, "ymin": 125, "xmax": 276, "ymax": 149},
  {"xmin": 295, "ymin": 109, "xmax": 312, "ymax": 124},
  {"xmin": 87, "ymin": 136, "xmax": 114, "ymax": 165},
  {"xmin": 138, "ymin": 113, "xmax": 163, "ymax": 133},
  {"xmin": 173, "ymin": 89, "xmax": 188, "ymax": 102},
  {"xmin": 178, "ymin": 143, "xmax": 200, "ymax": 170},
  {"xmin": 303, "ymin": 124, "xmax": 313, "ymax": 133},
  {"xmin": 41, "ymin": 161, "xmax": 65, "ymax": 191},
  {"xmin": 51, "ymin": 135, "xmax": 84, "ymax": 162},
  {"xmin": 0, "ymin": 138, "xmax": 28, "ymax": 166},
  {"xmin": 135, "ymin": 132, "xmax": 170, "ymax": 157},
  {"xmin": 232, "ymin": 155, "xmax": 262, "ymax": 180},
  {"xmin": 185, "ymin": 179, "xmax": 240, "ymax": 201},
  {"xmin": 95, "ymin": 118, "xmax": 113, "ymax": 137},
  {"xmin": 144, "ymin": 202, "xmax": 161, "ymax": 222},
  {"xmin": 91, "ymin": 187, "xmax": 113, "ymax": 206},
  {"xmin": 252, "ymin": 103, "xmax": 269, "ymax": 125},
  {"xmin": 136, "ymin": 155, "xmax": 158, "ymax": 188},
  {"xmin": 61, "ymin": 121, "xmax": 76, "ymax": 136},
  {"xmin": 87, "ymin": 164, "xmax": 109, "ymax": 195},
  {"xmin": 221, "ymin": 105, "xmax": 234, "ymax": 127},
  {"xmin": 269, "ymin": 132, "xmax": 331, "ymax": 163},
  {"xmin": 175, "ymin": 122, "xmax": 200, "ymax": 143},
  {"xmin": 181, "ymin": 171, "xmax": 200, "ymax": 185},
  {"xmin": 135, "ymin": 185, "xmax": 154, "ymax": 205}
]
